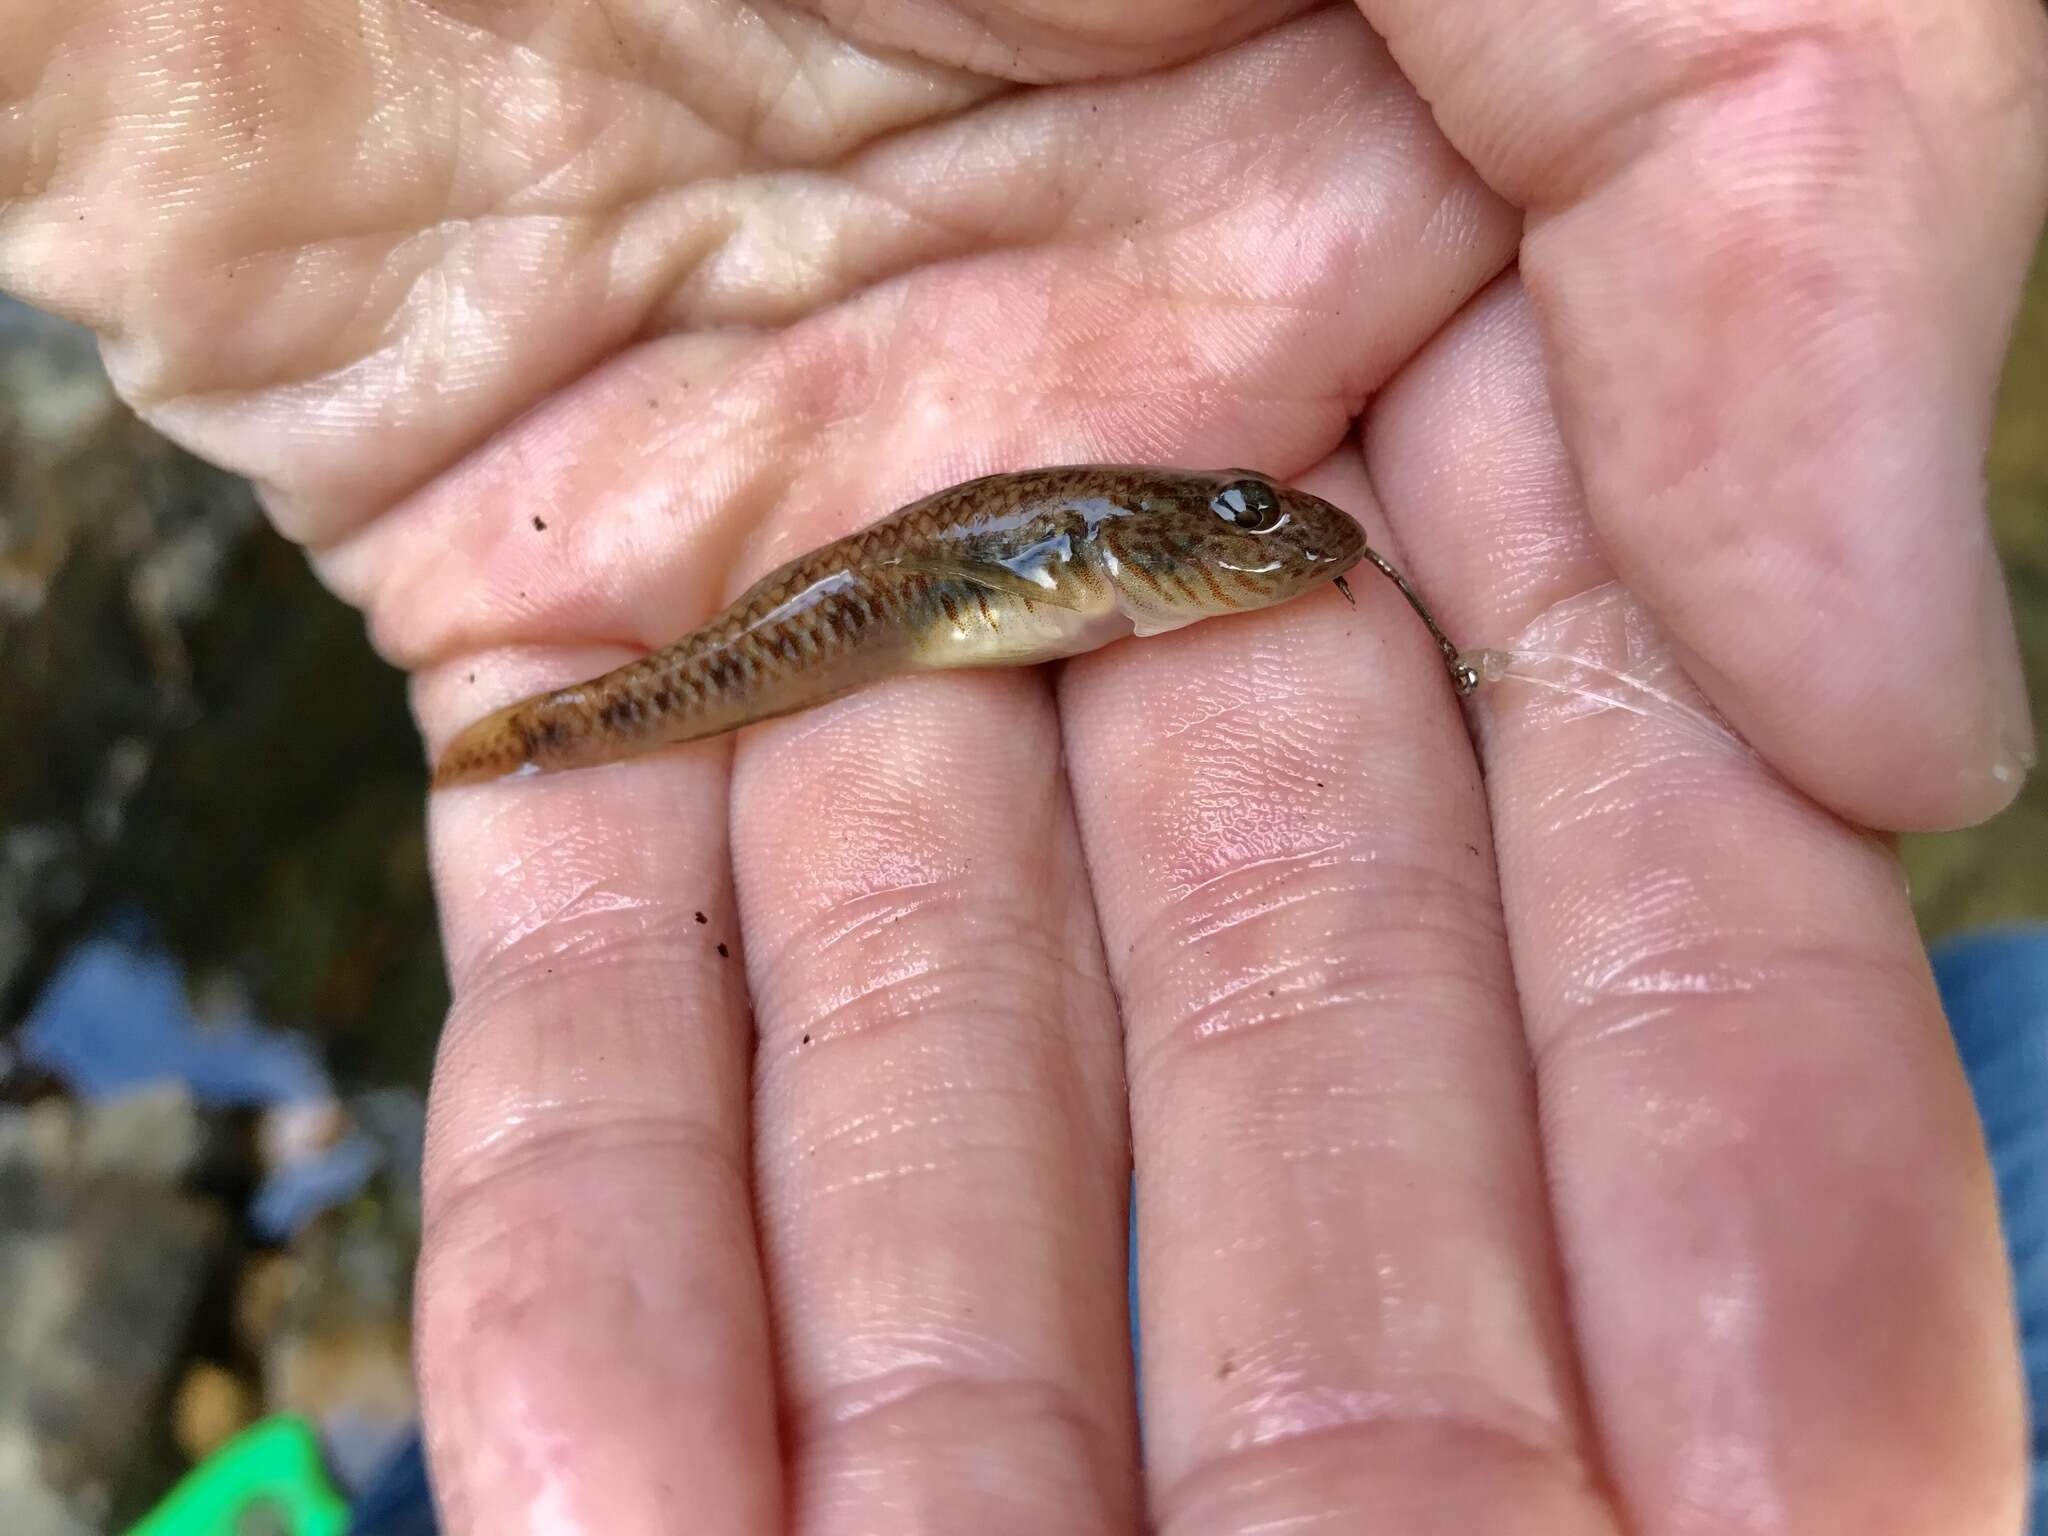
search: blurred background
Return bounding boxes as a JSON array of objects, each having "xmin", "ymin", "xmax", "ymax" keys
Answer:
[{"xmin": 2, "ymin": 240, "xmax": 2045, "ymax": 1532}]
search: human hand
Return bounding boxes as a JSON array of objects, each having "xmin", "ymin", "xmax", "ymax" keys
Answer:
[{"xmin": 4, "ymin": 3, "xmax": 2040, "ymax": 1532}]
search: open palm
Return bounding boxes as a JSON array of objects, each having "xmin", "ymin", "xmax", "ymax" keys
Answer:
[{"xmin": 7, "ymin": 2, "xmax": 2046, "ymax": 1531}]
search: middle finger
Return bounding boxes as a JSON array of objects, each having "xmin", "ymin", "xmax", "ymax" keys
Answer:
[{"xmin": 1060, "ymin": 451, "xmax": 1617, "ymax": 1534}]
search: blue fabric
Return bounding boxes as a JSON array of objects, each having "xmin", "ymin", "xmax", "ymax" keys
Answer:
[
  {"xmin": 21, "ymin": 930, "xmax": 330, "ymax": 1107},
  {"xmin": 1933, "ymin": 923, "xmax": 2048, "ymax": 1534},
  {"xmin": 347, "ymin": 1432, "xmax": 438, "ymax": 1536}
]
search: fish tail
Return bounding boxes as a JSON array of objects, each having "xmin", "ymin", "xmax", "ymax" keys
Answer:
[
  {"xmin": 431, "ymin": 697, "xmax": 540, "ymax": 788},
  {"xmin": 431, "ymin": 560, "xmax": 937, "ymax": 788},
  {"xmin": 431, "ymin": 646, "xmax": 735, "ymax": 788}
]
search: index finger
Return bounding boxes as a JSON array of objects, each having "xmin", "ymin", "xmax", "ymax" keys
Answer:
[{"xmin": 1359, "ymin": 0, "xmax": 2048, "ymax": 831}]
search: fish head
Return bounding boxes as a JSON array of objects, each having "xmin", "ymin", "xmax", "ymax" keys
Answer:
[{"xmin": 1104, "ymin": 469, "xmax": 1367, "ymax": 619}]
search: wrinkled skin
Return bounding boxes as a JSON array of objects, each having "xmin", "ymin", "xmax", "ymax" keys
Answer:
[{"xmin": 5, "ymin": 2, "xmax": 2045, "ymax": 1532}]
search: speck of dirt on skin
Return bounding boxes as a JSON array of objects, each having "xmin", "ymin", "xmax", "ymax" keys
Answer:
[
  {"xmin": 466, "ymin": 672, "xmax": 475, "ymax": 684},
  {"xmin": 1465, "ymin": 843, "xmax": 1480, "ymax": 857},
  {"xmin": 694, "ymin": 911, "xmax": 707, "ymax": 924},
  {"xmin": 717, "ymin": 942, "xmax": 730, "ymax": 958},
  {"xmin": 801, "ymin": 1033, "xmax": 811, "ymax": 1045},
  {"xmin": 1315, "ymin": 781, "xmax": 1324, "ymax": 788},
  {"xmin": 532, "ymin": 515, "xmax": 547, "ymax": 531}
]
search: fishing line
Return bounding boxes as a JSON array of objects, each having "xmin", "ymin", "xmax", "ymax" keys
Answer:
[
  {"xmin": 1347, "ymin": 555, "xmax": 1752, "ymax": 755},
  {"xmin": 1454, "ymin": 646, "xmax": 1751, "ymax": 754}
]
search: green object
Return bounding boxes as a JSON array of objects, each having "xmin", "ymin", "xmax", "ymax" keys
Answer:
[{"xmin": 126, "ymin": 1416, "xmax": 350, "ymax": 1536}]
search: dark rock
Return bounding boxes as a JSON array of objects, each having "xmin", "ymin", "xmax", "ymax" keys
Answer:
[{"xmin": 0, "ymin": 296, "xmax": 447, "ymax": 1091}]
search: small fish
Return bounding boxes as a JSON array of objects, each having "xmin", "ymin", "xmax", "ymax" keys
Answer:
[{"xmin": 433, "ymin": 465, "xmax": 1470, "ymax": 787}]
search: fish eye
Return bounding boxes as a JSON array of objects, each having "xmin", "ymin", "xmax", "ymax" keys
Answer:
[{"xmin": 1211, "ymin": 478, "xmax": 1283, "ymax": 532}]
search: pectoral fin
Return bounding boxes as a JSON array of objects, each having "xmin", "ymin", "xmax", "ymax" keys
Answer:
[
  {"xmin": 1128, "ymin": 610, "xmax": 1199, "ymax": 639},
  {"xmin": 890, "ymin": 549, "xmax": 1088, "ymax": 611}
]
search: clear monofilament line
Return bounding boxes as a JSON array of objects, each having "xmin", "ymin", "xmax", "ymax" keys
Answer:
[{"xmin": 1456, "ymin": 646, "xmax": 1752, "ymax": 755}]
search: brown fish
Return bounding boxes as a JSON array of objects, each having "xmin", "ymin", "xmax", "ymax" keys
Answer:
[{"xmin": 433, "ymin": 466, "xmax": 1469, "ymax": 787}]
